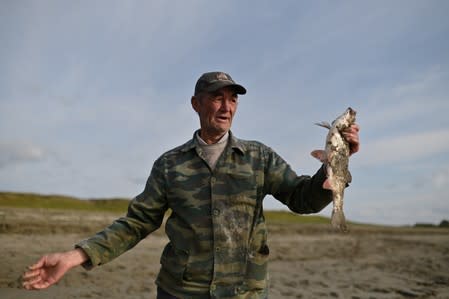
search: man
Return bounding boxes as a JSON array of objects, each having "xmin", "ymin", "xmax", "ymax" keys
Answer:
[{"xmin": 22, "ymin": 71, "xmax": 360, "ymax": 298}]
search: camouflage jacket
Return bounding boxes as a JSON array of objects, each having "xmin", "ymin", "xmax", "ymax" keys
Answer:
[{"xmin": 76, "ymin": 131, "xmax": 332, "ymax": 299}]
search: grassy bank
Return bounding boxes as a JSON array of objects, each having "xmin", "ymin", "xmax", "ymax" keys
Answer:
[{"xmin": 0, "ymin": 191, "xmax": 130, "ymax": 213}]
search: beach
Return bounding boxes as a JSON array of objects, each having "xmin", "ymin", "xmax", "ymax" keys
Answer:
[{"xmin": 1, "ymin": 207, "xmax": 448, "ymax": 299}]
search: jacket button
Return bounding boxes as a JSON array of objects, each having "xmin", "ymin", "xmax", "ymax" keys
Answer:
[{"xmin": 213, "ymin": 209, "xmax": 220, "ymax": 216}]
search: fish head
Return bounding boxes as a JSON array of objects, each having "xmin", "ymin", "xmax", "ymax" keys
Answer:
[{"xmin": 332, "ymin": 107, "xmax": 356, "ymax": 130}]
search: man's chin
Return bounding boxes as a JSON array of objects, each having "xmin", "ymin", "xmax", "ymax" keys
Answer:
[
  {"xmin": 212, "ymin": 123, "xmax": 230, "ymax": 132},
  {"xmin": 218, "ymin": 126, "xmax": 231, "ymax": 134}
]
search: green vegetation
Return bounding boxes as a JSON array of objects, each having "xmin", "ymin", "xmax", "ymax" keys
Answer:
[
  {"xmin": 0, "ymin": 192, "xmax": 130, "ymax": 213},
  {"xmin": 415, "ymin": 220, "xmax": 449, "ymax": 228},
  {"xmin": 264, "ymin": 210, "xmax": 330, "ymax": 224}
]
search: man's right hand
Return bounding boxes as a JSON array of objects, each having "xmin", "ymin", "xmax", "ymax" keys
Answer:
[{"xmin": 22, "ymin": 248, "xmax": 88, "ymax": 290}]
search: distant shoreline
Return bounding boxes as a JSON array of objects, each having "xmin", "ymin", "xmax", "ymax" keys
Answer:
[{"xmin": 1, "ymin": 191, "xmax": 448, "ymax": 229}]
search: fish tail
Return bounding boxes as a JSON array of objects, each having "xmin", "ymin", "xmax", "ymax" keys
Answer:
[{"xmin": 331, "ymin": 209, "xmax": 348, "ymax": 232}]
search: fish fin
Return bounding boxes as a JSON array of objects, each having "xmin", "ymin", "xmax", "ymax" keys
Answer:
[
  {"xmin": 322, "ymin": 179, "xmax": 333, "ymax": 190},
  {"xmin": 346, "ymin": 170, "xmax": 352, "ymax": 184},
  {"xmin": 315, "ymin": 121, "xmax": 331, "ymax": 129},
  {"xmin": 322, "ymin": 166, "xmax": 333, "ymax": 190},
  {"xmin": 331, "ymin": 209, "xmax": 348, "ymax": 232},
  {"xmin": 311, "ymin": 150, "xmax": 327, "ymax": 163}
]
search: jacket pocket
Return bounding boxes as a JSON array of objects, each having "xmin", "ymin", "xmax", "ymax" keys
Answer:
[
  {"xmin": 245, "ymin": 244, "xmax": 269, "ymax": 290},
  {"xmin": 160, "ymin": 242, "xmax": 188, "ymax": 282}
]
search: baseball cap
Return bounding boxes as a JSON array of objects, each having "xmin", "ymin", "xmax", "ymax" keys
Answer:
[{"xmin": 194, "ymin": 71, "xmax": 247, "ymax": 96}]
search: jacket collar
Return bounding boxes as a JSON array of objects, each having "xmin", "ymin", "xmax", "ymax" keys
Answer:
[{"xmin": 180, "ymin": 130, "xmax": 246, "ymax": 155}]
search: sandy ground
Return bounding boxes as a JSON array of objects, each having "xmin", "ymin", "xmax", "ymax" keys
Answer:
[{"xmin": 1, "ymin": 207, "xmax": 448, "ymax": 299}]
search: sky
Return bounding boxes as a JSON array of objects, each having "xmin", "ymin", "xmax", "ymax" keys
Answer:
[{"xmin": 1, "ymin": 1, "xmax": 448, "ymax": 226}]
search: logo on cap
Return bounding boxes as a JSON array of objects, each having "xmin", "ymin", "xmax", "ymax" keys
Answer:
[{"xmin": 216, "ymin": 72, "xmax": 229, "ymax": 81}]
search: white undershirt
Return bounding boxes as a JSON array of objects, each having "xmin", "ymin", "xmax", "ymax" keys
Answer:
[{"xmin": 196, "ymin": 132, "xmax": 229, "ymax": 169}]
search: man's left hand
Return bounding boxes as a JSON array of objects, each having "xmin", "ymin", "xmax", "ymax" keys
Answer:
[{"xmin": 343, "ymin": 123, "xmax": 360, "ymax": 155}]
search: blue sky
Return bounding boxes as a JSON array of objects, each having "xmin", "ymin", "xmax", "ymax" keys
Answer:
[{"xmin": 1, "ymin": 1, "xmax": 448, "ymax": 225}]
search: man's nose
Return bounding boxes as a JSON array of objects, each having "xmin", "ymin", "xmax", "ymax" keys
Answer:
[{"xmin": 220, "ymin": 98, "xmax": 234, "ymax": 111}]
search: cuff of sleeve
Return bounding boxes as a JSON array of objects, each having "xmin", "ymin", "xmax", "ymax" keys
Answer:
[
  {"xmin": 316, "ymin": 164, "xmax": 329, "ymax": 185},
  {"xmin": 311, "ymin": 165, "xmax": 333, "ymax": 210},
  {"xmin": 74, "ymin": 241, "xmax": 99, "ymax": 270}
]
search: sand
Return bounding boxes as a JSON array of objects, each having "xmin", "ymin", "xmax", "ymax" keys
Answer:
[{"xmin": 1, "ymin": 207, "xmax": 448, "ymax": 299}]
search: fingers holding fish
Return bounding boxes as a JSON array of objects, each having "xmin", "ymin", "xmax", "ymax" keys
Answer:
[
  {"xmin": 342, "ymin": 123, "xmax": 360, "ymax": 155},
  {"xmin": 348, "ymin": 123, "xmax": 360, "ymax": 132}
]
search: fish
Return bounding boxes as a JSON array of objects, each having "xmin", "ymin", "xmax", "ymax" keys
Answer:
[{"xmin": 311, "ymin": 107, "xmax": 356, "ymax": 232}]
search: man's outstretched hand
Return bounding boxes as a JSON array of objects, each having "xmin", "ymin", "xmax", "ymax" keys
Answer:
[{"xmin": 22, "ymin": 249, "xmax": 88, "ymax": 290}]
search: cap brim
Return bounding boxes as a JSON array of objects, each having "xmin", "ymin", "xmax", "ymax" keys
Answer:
[{"xmin": 204, "ymin": 81, "xmax": 247, "ymax": 95}]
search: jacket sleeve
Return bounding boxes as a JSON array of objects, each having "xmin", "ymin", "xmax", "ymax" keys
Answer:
[
  {"xmin": 262, "ymin": 147, "xmax": 333, "ymax": 214},
  {"xmin": 75, "ymin": 156, "xmax": 168, "ymax": 269}
]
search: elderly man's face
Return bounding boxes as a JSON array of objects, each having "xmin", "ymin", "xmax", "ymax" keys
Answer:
[{"xmin": 191, "ymin": 86, "xmax": 238, "ymax": 143}]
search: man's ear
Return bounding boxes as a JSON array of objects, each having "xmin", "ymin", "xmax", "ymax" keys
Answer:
[{"xmin": 191, "ymin": 96, "xmax": 200, "ymax": 113}]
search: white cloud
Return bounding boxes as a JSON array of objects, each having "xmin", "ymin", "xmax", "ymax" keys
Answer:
[
  {"xmin": 347, "ymin": 184, "xmax": 449, "ymax": 226},
  {"xmin": 0, "ymin": 141, "xmax": 46, "ymax": 168},
  {"xmin": 432, "ymin": 167, "xmax": 449, "ymax": 189},
  {"xmin": 361, "ymin": 66, "xmax": 449, "ymax": 131},
  {"xmin": 358, "ymin": 128, "xmax": 449, "ymax": 167}
]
